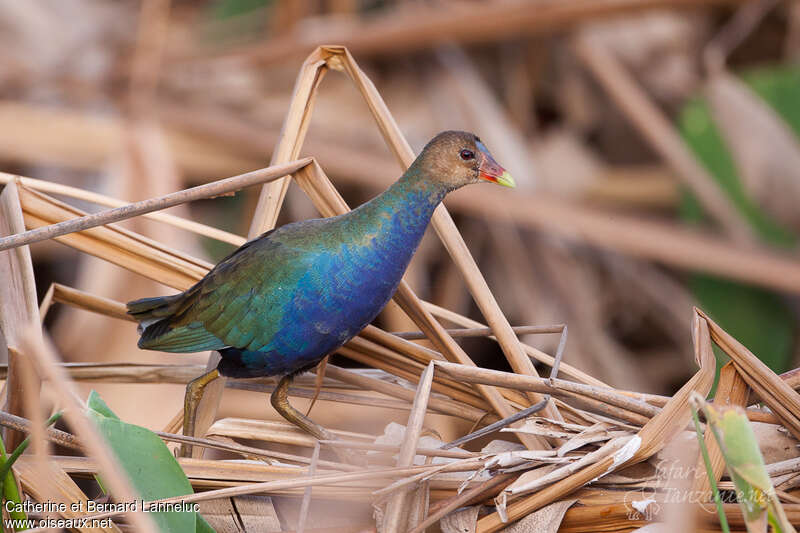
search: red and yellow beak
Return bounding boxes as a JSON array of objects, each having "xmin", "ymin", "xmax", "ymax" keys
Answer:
[{"xmin": 476, "ymin": 141, "xmax": 515, "ymax": 188}]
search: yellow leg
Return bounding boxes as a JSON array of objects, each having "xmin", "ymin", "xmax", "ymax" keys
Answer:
[
  {"xmin": 270, "ymin": 374, "xmax": 363, "ymax": 465},
  {"xmin": 181, "ymin": 369, "xmax": 220, "ymax": 457},
  {"xmin": 270, "ymin": 373, "xmax": 335, "ymax": 441}
]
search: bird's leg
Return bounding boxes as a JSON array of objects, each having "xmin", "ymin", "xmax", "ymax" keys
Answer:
[
  {"xmin": 270, "ymin": 374, "xmax": 365, "ymax": 465},
  {"xmin": 270, "ymin": 373, "xmax": 335, "ymax": 441},
  {"xmin": 181, "ymin": 368, "xmax": 221, "ymax": 457}
]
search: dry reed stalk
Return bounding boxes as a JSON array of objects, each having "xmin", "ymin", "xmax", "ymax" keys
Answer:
[
  {"xmin": 408, "ymin": 473, "xmax": 516, "ymax": 533},
  {"xmin": 424, "ymin": 302, "xmax": 608, "ymax": 388},
  {"xmin": 176, "ymin": 456, "xmax": 348, "ymax": 485},
  {"xmin": 373, "ymin": 457, "xmax": 482, "ymax": 499},
  {"xmin": 7, "ymin": 107, "xmax": 800, "ymax": 292},
  {"xmin": 345, "ymin": 335, "xmax": 488, "ymax": 401},
  {"xmin": 551, "ymin": 399, "xmax": 603, "ymax": 427},
  {"xmin": 41, "ymin": 283, "xmax": 136, "ymax": 323},
  {"xmin": 205, "ymin": 418, "xmax": 475, "ymax": 461},
  {"xmin": 476, "ymin": 310, "xmax": 717, "ymax": 532},
  {"xmin": 704, "ymin": 0, "xmax": 779, "ymax": 72},
  {"xmin": 0, "ymin": 181, "xmax": 42, "ymax": 450},
  {"xmin": 539, "ymin": 393, "xmax": 647, "ymax": 427},
  {"xmin": 49, "ymin": 455, "xmax": 448, "ymax": 492},
  {"xmin": 433, "ymin": 361, "xmax": 657, "ymax": 422},
  {"xmin": 338, "ymin": 344, "xmax": 527, "ymax": 411},
  {"xmin": 586, "ymin": 166, "xmax": 679, "ymax": 207},
  {"xmin": 506, "ymin": 436, "xmax": 638, "ymax": 497},
  {"xmin": 0, "ymin": 101, "xmax": 266, "ymax": 177},
  {"xmin": 572, "ymin": 32, "xmax": 753, "ymax": 244},
  {"xmin": 16, "ymin": 354, "xmax": 45, "ymax": 443},
  {"xmin": 556, "ymin": 500, "xmax": 800, "ymax": 532},
  {"xmin": 698, "ymin": 309, "xmax": 800, "ymax": 441},
  {"xmin": 0, "ymin": 159, "xmax": 310, "ymax": 252},
  {"xmin": 201, "ymin": 0, "xmax": 752, "ymax": 65},
  {"xmin": 361, "ymin": 325, "xmax": 444, "ymax": 365},
  {"xmin": 18, "ymin": 185, "xmax": 206, "ymax": 289},
  {"xmin": 350, "ymin": 325, "xmax": 534, "ymax": 409},
  {"xmin": 18, "ymin": 328, "xmax": 159, "ymax": 533},
  {"xmin": 339, "ymin": 342, "xmax": 475, "ymax": 406},
  {"xmin": 393, "ymin": 325, "xmax": 565, "ymax": 340},
  {"xmin": 78, "ymin": 460, "xmax": 488, "ymax": 521},
  {"xmin": 155, "ymin": 430, "xmax": 356, "ymax": 472},
  {"xmin": 248, "ymin": 51, "xmax": 329, "ymax": 236},
  {"xmin": 296, "ymin": 442, "xmax": 319, "ymax": 533},
  {"xmin": 0, "ymin": 172, "xmax": 242, "ymax": 246},
  {"xmin": 230, "ymin": 381, "xmax": 419, "ymax": 413},
  {"xmin": 0, "ymin": 406, "xmax": 357, "ymax": 472},
  {"xmin": 781, "ymin": 367, "xmax": 800, "ymax": 390},
  {"xmin": 179, "ymin": 482, "xmax": 383, "ymax": 499},
  {"xmin": 14, "ymin": 459, "xmax": 122, "ymax": 533},
  {"xmin": 0, "ymin": 362, "xmax": 202, "ymax": 385},
  {"xmin": 690, "ymin": 361, "xmax": 750, "ymax": 501},
  {"xmin": 343, "ymin": 336, "xmax": 428, "ymax": 375},
  {"xmin": 159, "ymin": 99, "xmax": 402, "ymax": 186},
  {"xmin": 0, "ymin": 357, "xmax": 488, "ymax": 422},
  {"xmin": 446, "ymin": 183, "xmax": 800, "ymax": 296},
  {"xmin": 323, "ymin": 364, "xmax": 488, "ymax": 422},
  {"xmin": 382, "ymin": 362, "xmax": 435, "ymax": 533},
  {"xmin": 127, "ymin": 0, "xmax": 170, "ymax": 113},
  {"xmin": 0, "ymin": 410, "xmax": 81, "ymax": 451},
  {"xmin": 628, "ymin": 312, "xmax": 717, "ymax": 459},
  {"xmin": 16, "ymin": 343, "xmax": 62, "ymax": 526},
  {"xmin": 206, "ymin": 418, "xmax": 373, "ymax": 449},
  {"xmin": 440, "ymin": 329, "xmax": 586, "ymax": 450},
  {"xmin": 766, "ymin": 457, "xmax": 800, "ymax": 478},
  {"xmin": 320, "ymin": 440, "xmax": 474, "ymax": 460}
]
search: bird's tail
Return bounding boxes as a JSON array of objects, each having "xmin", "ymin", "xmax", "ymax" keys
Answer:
[{"xmin": 127, "ymin": 293, "xmax": 184, "ymax": 333}]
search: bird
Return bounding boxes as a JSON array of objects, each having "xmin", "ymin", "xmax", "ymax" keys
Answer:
[{"xmin": 127, "ymin": 131, "xmax": 514, "ymax": 456}]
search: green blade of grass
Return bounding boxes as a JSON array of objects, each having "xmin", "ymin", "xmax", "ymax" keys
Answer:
[{"xmin": 691, "ymin": 403, "xmax": 730, "ymax": 533}]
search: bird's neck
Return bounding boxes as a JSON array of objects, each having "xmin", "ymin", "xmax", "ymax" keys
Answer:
[
  {"xmin": 343, "ymin": 166, "xmax": 448, "ymax": 253},
  {"xmin": 364, "ymin": 166, "xmax": 449, "ymax": 225}
]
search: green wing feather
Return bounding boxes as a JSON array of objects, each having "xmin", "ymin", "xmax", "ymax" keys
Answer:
[{"xmin": 130, "ymin": 228, "xmax": 310, "ymax": 353}]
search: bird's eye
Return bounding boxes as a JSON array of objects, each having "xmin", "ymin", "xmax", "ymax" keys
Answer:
[{"xmin": 460, "ymin": 149, "xmax": 475, "ymax": 160}]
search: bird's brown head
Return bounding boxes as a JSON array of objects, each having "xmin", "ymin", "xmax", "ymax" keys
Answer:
[{"xmin": 412, "ymin": 131, "xmax": 515, "ymax": 190}]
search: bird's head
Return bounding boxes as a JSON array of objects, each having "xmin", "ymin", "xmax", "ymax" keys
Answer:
[{"xmin": 414, "ymin": 131, "xmax": 515, "ymax": 190}]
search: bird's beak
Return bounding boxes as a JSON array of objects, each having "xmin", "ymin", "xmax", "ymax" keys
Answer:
[{"xmin": 476, "ymin": 141, "xmax": 515, "ymax": 188}]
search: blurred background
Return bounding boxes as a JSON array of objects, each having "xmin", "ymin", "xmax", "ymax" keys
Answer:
[{"xmin": 2, "ymin": 0, "xmax": 800, "ymax": 435}]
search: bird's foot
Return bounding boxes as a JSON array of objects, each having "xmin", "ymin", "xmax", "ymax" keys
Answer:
[{"xmin": 271, "ymin": 374, "xmax": 366, "ymax": 466}]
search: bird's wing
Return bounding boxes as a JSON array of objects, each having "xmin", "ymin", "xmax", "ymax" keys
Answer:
[{"xmin": 137, "ymin": 228, "xmax": 311, "ymax": 353}]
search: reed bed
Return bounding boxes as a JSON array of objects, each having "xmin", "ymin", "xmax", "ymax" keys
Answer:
[{"xmin": 1, "ymin": 2, "xmax": 800, "ymax": 532}]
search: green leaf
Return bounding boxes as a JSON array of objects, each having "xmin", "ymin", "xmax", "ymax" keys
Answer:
[
  {"xmin": 696, "ymin": 397, "xmax": 797, "ymax": 533},
  {"xmin": 0, "ymin": 434, "xmax": 27, "ymax": 530},
  {"xmin": 196, "ymin": 514, "xmax": 217, "ymax": 533},
  {"xmin": 86, "ymin": 391, "xmax": 215, "ymax": 533},
  {"xmin": 210, "ymin": 0, "xmax": 272, "ymax": 20},
  {"xmin": 87, "ymin": 391, "xmax": 120, "ymax": 421},
  {"xmin": 678, "ymin": 66, "xmax": 800, "ymax": 375},
  {"xmin": 691, "ymin": 403, "xmax": 730, "ymax": 533}
]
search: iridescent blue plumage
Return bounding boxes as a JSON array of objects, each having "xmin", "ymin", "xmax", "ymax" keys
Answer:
[
  {"xmin": 215, "ymin": 177, "xmax": 446, "ymax": 377},
  {"xmin": 127, "ymin": 131, "xmax": 512, "ymax": 382}
]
